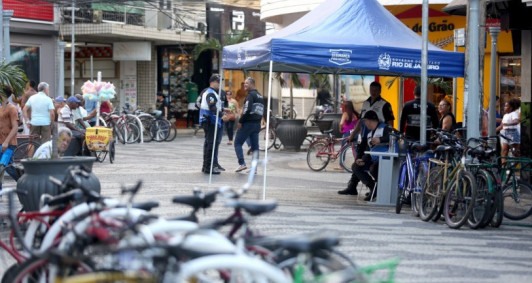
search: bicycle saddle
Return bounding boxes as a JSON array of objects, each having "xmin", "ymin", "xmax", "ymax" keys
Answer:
[
  {"xmin": 411, "ymin": 142, "xmax": 429, "ymax": 152},
  {"xmin": 225, "ymin": 199, "xmax": 277, "ymax": 216},
  {"xmin": 435, "ymin": 145, "xmax": 453, "ymax": 152},
  {"xmin": 272, "ymin": 232, "xmax": 340, "ymax": 253},
  {"xmin": 131, "ymin": 201, "xmax": 160, "ymax": 211},
  {"xmin": 172, "ymin": 190, "xmax": 218, "ymax": 210}
]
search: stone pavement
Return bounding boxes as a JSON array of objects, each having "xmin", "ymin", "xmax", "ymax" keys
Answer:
[{"xmin": 2, "ymin": 129, "xmax": 532, "ymax": 282}]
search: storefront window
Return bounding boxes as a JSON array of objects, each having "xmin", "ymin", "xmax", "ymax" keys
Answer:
[
  {"xmin": 158, "ymin": 47, "xmax": 193, "ymax": 119},
  {"xmin": 499, "ymin": 56, "xmax": 521, "ymax": 106},
  {"xmin": 10, "ymin": 46, "xmax": 40, "ymax": 83}
]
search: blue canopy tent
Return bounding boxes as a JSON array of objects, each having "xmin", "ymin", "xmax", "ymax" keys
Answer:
[
  {"xmin": 221, "ymin": 0, "xmax": 465, "ymax": 198},
  {"xmin": 222, "ymin": 0, "xmax": 465, "ymax": 77}
]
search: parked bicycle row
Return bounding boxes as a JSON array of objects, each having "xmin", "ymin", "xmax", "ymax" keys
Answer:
[
  {"xmin": 394, "ymin": 128, "xmax": 532, "ymax": 230},
  {"xmin": 98, "ymin": 104, "xmax": 177, "ymax": 144},
  {"xmin": 0, "ymin": 158, "xmax": 398, "ymax": 283}
]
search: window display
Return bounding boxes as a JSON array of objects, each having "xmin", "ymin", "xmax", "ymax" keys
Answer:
[{"xmin": 158, "ymin": 47, "xmax": 193, "ymax": 119}]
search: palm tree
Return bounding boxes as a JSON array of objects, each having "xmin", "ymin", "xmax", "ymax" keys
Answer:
[{"xmin": 0, "ymin": 61, "xmax": 28, "ymax": 103}]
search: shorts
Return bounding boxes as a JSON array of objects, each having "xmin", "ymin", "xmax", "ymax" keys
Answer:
[
  {"xmin": 501, "ymin": 128, "xmax": 520, "ymax": 145},
  {"xmin": 0, "ymin": 145, "xmax": 16, "ymax": 166}
]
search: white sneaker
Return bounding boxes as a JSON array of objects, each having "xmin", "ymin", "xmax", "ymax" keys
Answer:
[{"xmin": 235, "ymin": 165, "xmax": 248, "ymax": 172}]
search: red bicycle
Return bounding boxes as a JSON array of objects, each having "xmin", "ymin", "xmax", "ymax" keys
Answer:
[{"xmin": 306, "ymin": 129, "xmax": 356, "ymax": 172}]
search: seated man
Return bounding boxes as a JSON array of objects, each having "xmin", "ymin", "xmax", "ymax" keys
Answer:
[
  {"xmin": 33, "ymin": 127, "xmax": 73, "ymax": 159},
  {"xmin": 58, "ymin": 96, "xmax": 86, "ymax": 156},
  {"xmin": 339, "ymin": 110, "xmax": 391, "ymax": 201}
]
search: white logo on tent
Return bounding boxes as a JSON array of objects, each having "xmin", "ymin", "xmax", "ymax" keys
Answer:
[
  {"xmin": 378, "ymin": 53, "xmax": 391, "ymax": 70},
  {"xmin": 236, "ymin": 47, "xmax": 247, "ymax": 65},
  {"xmin": 329, "ymin": 49, "xmax": 352, "ymax": 66}
]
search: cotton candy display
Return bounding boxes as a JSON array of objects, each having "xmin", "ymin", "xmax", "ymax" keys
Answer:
[{"xmin": 81, "ymin": 80, "xmax": 116, "ymax": 102}]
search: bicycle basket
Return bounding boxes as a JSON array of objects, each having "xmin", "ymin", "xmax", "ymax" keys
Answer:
[
  {"xmin": 358, "ymin": 258, "xmax": 399, "ymax": 283},
  {"xmin": 85, "ymin": 127, "xmax": 112, "ymax": 151}
]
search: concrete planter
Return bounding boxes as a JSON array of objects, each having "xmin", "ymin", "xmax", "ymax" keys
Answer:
[
  {"xmin": 276, "ymin": 119, "xmax": 308, "ymax": 152},
  {"xmin": 17, "ymin": 157, "xmax": 100, "ymax": 211}
]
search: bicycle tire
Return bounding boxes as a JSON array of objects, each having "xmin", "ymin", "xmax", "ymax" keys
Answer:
[
  {"xmin": 13, "ymin": 141, "xmax": 40, "ymax": 163},
  {"xmin": 258, "ymin": 127, "xmax": 275, "ymax": 151},
  {"xmin": 468, "ymin": 171, "xmax": 491, "ymax": 229},
  {"xmin": 1, "ymin": 263, "xmax": 19, "ymax": 283},
  {"xmin": 125, "ymin": 122, "xmax": 141, "ymax": 144},
  {"xmin": 138, "ymin": 115, "xmax": 155, "ymax": 143},
  {"xmin": 444, "ymin": 170, "xmax": 476, "ymax": 229},
  {"xmin": 502, "ymin": 181, "xmax": 532, "ymax": 220},
  {"xmin": 113, "ymin": 123, "xmax": 125, "ymax": 145},
  {"xmin": 419, "ymin": 167, "xmax": 442, "ymax": 221},
  {"xmin": 412, "ymin": 161, "xmax": 428, "ymax": 217},
  {"xmin": 150, "ymin": 119, "xmax": 170, "ymax": 142},
  {"xmin": 175, "ymin": 254, "xmax": 290, "ymax": 283},
  {"xmin": 306, "ymin": 141, "xmax": 330, "ymax": 171},
  {"xmin": 60, "ymin": 271, "xmax": 157, "ymax": 283},
  {"xmin": 490, "ymin": 187, "xmax": 504, "ymax": 228},
  {"xmin": 339, "ymin": 143, "xmax": 355, "ymax": 173},
  {"xmin": 10, "ymin": 256, "xmax": 93, "ymax": 283},
  {"xmin": 305, "ymin": 114, "xmax": 316, "ymax": 127},
  {"xmin": 165, "ymin": 123, "xmax": 177, "ymax": 142},
  {"xmin": 395, "ymin": 163, "xmax": 408, "ymax": 214},
  {"xmin": 109, "ymin": 141, "xmax": 116, "ymax": 164}
]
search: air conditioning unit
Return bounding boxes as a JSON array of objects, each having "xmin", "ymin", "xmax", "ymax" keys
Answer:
[
  {"xmin": 93, "ymin": 10, "xmax": 102, "ymax": 23},
  {"xmin": 157, "ymin": 11, "xmax": 173, "ymax": 30}
]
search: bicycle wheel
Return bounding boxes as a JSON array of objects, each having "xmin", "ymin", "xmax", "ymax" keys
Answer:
[
  {"xmin": 150, "ymin": 119, "xmax": 170, "ymax": 142},
  {"xmin": 306, "ymin": 141, "xmax": 330, "ymax": 171},
  {"xmin": 13, "ymin": 141, "xmax": 40, "ymax": 163},
  {"xmin": 444, "ymin": 170, "xmax": 476, "ymax": 229},
  {"xmin": 490, "ymin": 187, "xmax": 504, "ymax": 228},
  {"xmin": 412, "ymin": 161, "xmax": 428, "ymax": 217},
  {"xmin": 118, "ymin": 123, "xmax": 140, "ymax": 144},
  {"xmin": 339, "ymin": 143, "xmax": 355, "ymax": 173},
  {"xmin": 175, "ymin": 254, "xmax": 290, "ymax": 283},
  {"xmin": 165, "ymin": 123, "xmax": 177, "ymax": 142},
  {"xmin": 138, "ymin": 115, "xmax": 155, "ymax": 143},
  {"xmin": 11, "ymin": 256, "xmax": 93, "ymax": 283},
  {"xmin": 502, "ymin": 181, "xmax": 532, "ymax": 220},
  {"xmin": 395, "ymin": 163, "xmax": 408, "ymax": 214},
  {"xmin": 305, "ymin": 114, "xmax": 316, "ymax": 127},
  {"xmin": 468, "ymin": 171, "xmax": 491, "ymax": 229},
  {"xmin": 109, "ymin": 141, "xmax": 116, "ymax": 164},
  {"xmin": 419, "ymin": 167, "xmax": 442, "ymax": 221},
  {"xmin": 258, "ymin": 127, "xmax": 275, "ymax": 151}
]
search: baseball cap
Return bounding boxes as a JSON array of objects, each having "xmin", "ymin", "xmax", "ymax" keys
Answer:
[
  {"xmin": 67, "ymin": 96, "xmax": 81, "ymax": 103},
  {"xmin": 209, "ymin": 74, "xmax": 221, "ymax": 83},
  {"xmin": 363, "ymin": 110, "xmax": 379, "ymax": 121},
  {"xmin": 54, "ymin": 96, "xmax": 66, "ymax": 103}
]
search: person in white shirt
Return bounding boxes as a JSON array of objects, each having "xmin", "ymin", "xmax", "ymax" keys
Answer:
[
  {"xmin": 22, "ymin": 82, "xmax": 54, "ymax": 145},
  {"xmin": 58, "ymin": 96, "xmax": 85, "ymax": 156},
  {"xmin": 33, "ymin": 127, "xmax": 72, "ymax": 159}
]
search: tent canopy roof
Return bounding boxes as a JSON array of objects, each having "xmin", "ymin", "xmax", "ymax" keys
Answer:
[{"xmin": 222, "ymin": 0, "xmax": 464, "ymax": 78}]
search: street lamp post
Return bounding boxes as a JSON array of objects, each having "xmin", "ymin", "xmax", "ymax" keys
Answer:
[
  {"xmin": 466, "ymin": 0, "xmax": 481, "ymax": 140},
  {"xmin": 71, "ymin": 0, "xmax": 75, "ymax": 96},
  {"xmin": 488, "ymin": 25, "xmax": 501, "ymax": 137}
]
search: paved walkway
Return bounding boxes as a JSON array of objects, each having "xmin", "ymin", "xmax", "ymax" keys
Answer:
[{"xmin": 2, "ymin": 129, "xmax": 532, "ymax": 282}]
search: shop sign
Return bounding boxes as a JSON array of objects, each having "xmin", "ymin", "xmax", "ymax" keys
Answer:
[{"xmin": 411, "ymin": 20, "xmax": 455, "ymax": 33}]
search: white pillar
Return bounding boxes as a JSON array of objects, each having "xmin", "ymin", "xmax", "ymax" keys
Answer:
[
  {"xmin": 466, "ymin": 0, "xmax": 481, "ymax": 140},
  {"xmin": 2, "ymin": 10, "xmax": 12, "ymax": 61}
]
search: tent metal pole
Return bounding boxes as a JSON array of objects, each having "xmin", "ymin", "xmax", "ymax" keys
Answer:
[
  {"xmin": 263, "ymin": 60, "xmax": 274, "ymax": 200},
  {"xmin": 209, "ymin": 70, "xmax": 224, "ymax": 185},
  {"xmin": 420, "ymin": 0, "xmax": 429, "ymax": 145}
]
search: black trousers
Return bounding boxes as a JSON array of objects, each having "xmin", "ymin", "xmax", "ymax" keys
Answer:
[
  {"xmin": 202, "ymin": 122, "xmax": 222, "ymax": 170},
  {"xmin": 347, "ymin": 159, "xmax": 378, "ymax": 192}
]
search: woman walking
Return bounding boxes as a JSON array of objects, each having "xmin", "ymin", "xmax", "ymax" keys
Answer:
[{"xmin": 224, "ymin": 91, "xmax": 238, "ymax": 145}]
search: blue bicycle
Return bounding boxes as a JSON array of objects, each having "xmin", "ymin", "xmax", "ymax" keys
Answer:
[{"xmin": 394, "ymin": 132, "xmax": 434, "ymax": 215}]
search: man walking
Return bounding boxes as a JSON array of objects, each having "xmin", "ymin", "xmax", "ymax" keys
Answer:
[
  {"xmin": 234, "ymin": 77, "xmax": 264, "ymax": 172},
  {"xmin": 200, "ymin": 74, "xmax": 224, "ymax": 175},
  {"xmin": 23, "ymin": 82, "xmax": 54, "ymax": 145}
]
